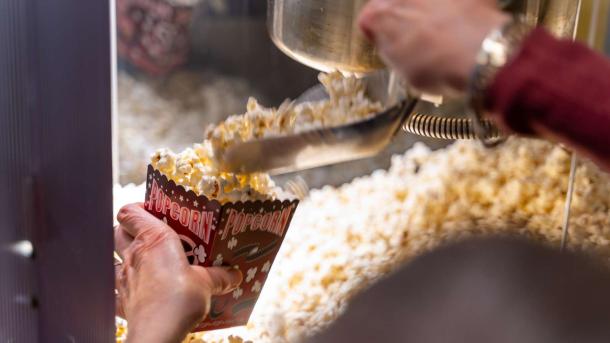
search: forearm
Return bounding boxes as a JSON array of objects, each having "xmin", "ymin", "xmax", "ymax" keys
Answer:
[{"xmin": 487, "ymin": 28, "xmax": 610, "ymax": 171}]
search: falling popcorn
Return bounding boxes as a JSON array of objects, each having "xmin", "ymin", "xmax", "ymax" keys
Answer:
[
  {"xmin": 232, "ymin": 287, "xmax": 243, "ymax": 300},
  {"xmin": 205, "ymin": 72, "xmax": 382, "ymax": 174},
  {"xmin": 213, "ymin": 254, "xmax": 224, "ymax": 267},
  {"xmin": 261, "ymin": 260, "xmax": 271, "ymax": 273},
  {"xmin": 228, "ymin": 237, "xmax": 238, "ymax": 250},
  {"xmin": 251, "ymin": 281, "xmax": 262, "ymax": 293},
  {"xmin": 193, "ymin": 245, "xmax": 206, "ymax": 264},
  {"xmin": 149, "ymin": 72, "xmax": 381, "ymax": 205},
  {"xmin": 246, "ymin": 267, "xmax": 258, "ymax": 283}
]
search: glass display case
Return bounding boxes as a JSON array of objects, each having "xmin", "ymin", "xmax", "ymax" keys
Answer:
[
  {"xmin": 111, "ymin": 1, "xmax": 610, "ymax": 342},
  {"xmin": 3, "ymin": 0, "xmax": 610, "ymax": 342}
]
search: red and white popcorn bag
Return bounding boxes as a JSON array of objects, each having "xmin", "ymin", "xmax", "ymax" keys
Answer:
[{"xmin": 144, "ymin": 165, "xmax": 299, "ymax": 331}]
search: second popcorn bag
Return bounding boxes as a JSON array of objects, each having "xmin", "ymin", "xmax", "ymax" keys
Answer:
[{"xmin": 144, "ymin": 141, "xmax": 299, "ymax": 331}]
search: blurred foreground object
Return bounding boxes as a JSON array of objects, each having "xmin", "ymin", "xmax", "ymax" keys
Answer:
[{"xmin": 313, "ymin": 237, "xmax": 610, "ymax": 343}]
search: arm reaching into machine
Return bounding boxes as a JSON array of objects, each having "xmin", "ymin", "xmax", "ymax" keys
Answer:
[
  {"xmin": 486, "ymin": 28, "xmax": 610, "ymax": 171},
  {"xmin": 359, "ymin": 0, "xmax": 610, "ymax": 171}
]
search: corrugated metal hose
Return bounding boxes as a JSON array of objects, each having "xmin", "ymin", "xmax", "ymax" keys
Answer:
[{"xmin": 403, "ymin": 113, "xmax": 502, "ymax": 141}]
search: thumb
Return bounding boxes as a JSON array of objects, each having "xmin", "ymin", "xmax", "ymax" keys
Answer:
[{"xmin": 193, "ymin": 266, "xmax": 243, "ymax": 296}]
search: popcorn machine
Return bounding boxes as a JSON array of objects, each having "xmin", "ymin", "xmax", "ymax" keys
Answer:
[
  {"xmin": 2, "ymin": 0, "xmax": 610, "ymax": 342},
  {"xmin": 267, "ymin": 0, "xmax": 583, "ymax": 144}
]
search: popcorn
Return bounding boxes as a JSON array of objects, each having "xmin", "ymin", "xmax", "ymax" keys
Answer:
[
  {"xmin": 205, "ymin": 72, "xmax": 383, "ymax": 156},
  {"xmin": 115, "ymin": 317, "xmax": 128, "ymax": 343},
  {"xmin": 118, "ymin": 71, "xmax": 610, "ymax": 342},
  {"xmin": 151, "ymin": 148, "xmax": 177, "ymax": 177},
  {"xmin": 146, "ymin": 138, "xmax": 607, "ymax": 343},
  {"xmin": 150, "ymin": 71, "xmax": 384, "ymax": 204},
  {"xmin": 150, "ymin": 145, "xmax": 280, "ymax": 204}
]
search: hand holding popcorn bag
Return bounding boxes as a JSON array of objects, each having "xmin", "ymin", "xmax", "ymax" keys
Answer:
[
  {"xmin": 137, "ymin": 71, "xmax": 385, "ymax": 332},
  {"xmin": 145, "ymin": 165, "xmax": 298, "ymax": 331}
]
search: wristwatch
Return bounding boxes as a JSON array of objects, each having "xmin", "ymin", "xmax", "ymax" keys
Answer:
[{"xmin": 468, "ymin": 18, "xmax": 532, "ymax": 146}]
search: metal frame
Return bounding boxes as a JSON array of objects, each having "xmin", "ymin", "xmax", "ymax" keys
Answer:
[{"xmin": 1, "ymin": 0, "xmax": 114, "ymax": 341}]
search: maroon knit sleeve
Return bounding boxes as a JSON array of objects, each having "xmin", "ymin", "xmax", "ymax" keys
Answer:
[{"xmin": 486, "ymin": 28, "xmax": 610, "ymax": 171}]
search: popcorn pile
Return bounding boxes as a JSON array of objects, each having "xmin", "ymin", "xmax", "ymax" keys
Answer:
[
  {"xmin": 205, "ymin": 72, "xmax": 383, "ymax": 151},
  {"xmin": 150, "ymin": 72, "xmax": 382, "ymax": 203},
  {"xmin": 116, "ymin": 138, "xmax": 610, "ymax": 343}
]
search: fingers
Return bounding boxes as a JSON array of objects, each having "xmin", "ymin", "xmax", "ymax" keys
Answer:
[
  {"xmin": 193, "ymin": 266, "xmax": 243, "ymax": 296},
  {"xmin": 115, "ymin": 259, "xmax": 126, "ymax": 318},
  {"xmin": 117, "ymin": 203, "xmax": 168, "ymax": 238},
  {"xmin": 115, "ymin": 295, "xmax": 125, "ymax": 319},
  {"xmin": 115, "ymin": 270, "xmax": 126, "ymax": 318},
  {"xmin": 358, "ymin": 0, "xmax": 388, "ymax": 42},
  {"xmin": 114, "ymin": 226, "xmax": 134, "ymax": 259},
  {"xmin": 115, "ymin": 263, "xmax": 122, "ymax": 290}
]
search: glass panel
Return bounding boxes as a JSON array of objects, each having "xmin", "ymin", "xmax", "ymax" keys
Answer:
[
  {"xmin": 111, "ymin": 2, "xmax": 610, "ymax": 342},
  {"xmin": 114, "ymin": 0, "xmax": 319, "ymax": 186},
  {"xmin": 113, "ymin": 0, "xmax": 450, "ymax": 189}
]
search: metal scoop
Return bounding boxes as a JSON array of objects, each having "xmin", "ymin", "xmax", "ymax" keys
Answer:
[{"xmin": 216, "ymin": 72, "xmax": 417, "ymax": 175}]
